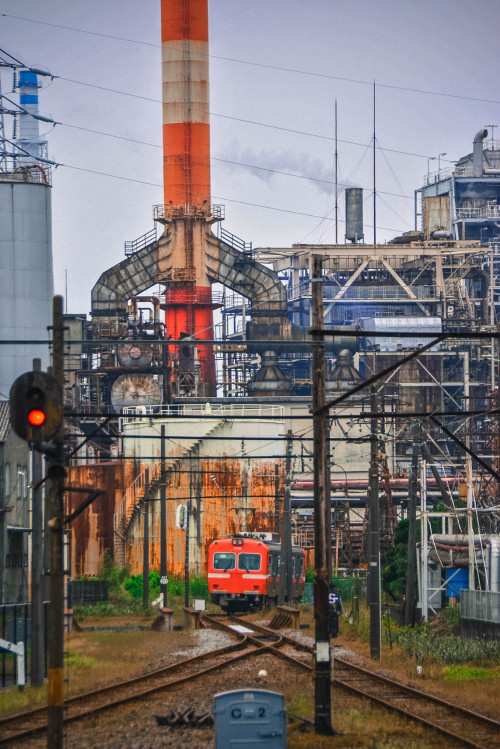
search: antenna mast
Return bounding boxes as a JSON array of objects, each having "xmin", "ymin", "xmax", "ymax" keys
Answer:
[
  {"xmin": 334, "ymin": 99, "xmax": 338, "ymax": 244},
  {"xmin": 373, "ymin": 80, "xmax": 377, "ymax": 245}
]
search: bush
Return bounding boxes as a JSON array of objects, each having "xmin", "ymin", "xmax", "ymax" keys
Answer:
[
  {"xmin": 166, "ymin": 575, "xmax": 209, "ymax": 601},
  {"xmin": 124, "ymin": 571, "xmax": 160, "ymax": 600},
  {"xmin": 73, "ymin": 600, "xmax": 145, "ymax": 617},
  {"xmin": 101, "ymin": 550, "xmax": 129, "ymax": 593},
  {"xmin": 394, "ymin": 624, "xmax": 500, "ymax": 666}
]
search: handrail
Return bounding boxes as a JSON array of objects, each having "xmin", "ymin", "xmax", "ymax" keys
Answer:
[
  {"xmin": 219, "ymin": 226, "xmax": 253, "ymax": 255},
  {"xmin": 124, "ymin": 227, "xmax": 157, "ymax": 256},
  {"xmin": 153, "ymin": 203, "xmax": 225, "ymax": 221}
]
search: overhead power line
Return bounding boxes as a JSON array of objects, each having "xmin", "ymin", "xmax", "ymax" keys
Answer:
[
  {"xmin": 2, "ymin": 13, "xmax": 500, "ymax": 106},
  {"xmin": 51, "ymin": 163, "xmax": 406, "ymax": 232}
]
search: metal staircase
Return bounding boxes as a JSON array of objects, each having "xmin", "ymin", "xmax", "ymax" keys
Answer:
[{"xmin": 113, "ymin": 418, "xmax": 225, "ymax": 567}]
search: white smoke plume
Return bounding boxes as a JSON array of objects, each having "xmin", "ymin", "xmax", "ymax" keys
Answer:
[{"xmin": 221, "ymin": 144, "xmax": 358, "ymax": 196}]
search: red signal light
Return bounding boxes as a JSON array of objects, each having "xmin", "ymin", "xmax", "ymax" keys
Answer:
[{"xmin": 28, "ymin": 409, "xmax": 46, "ymax": 427}]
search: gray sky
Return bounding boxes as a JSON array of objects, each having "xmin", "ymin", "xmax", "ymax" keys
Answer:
[{"xmin": 1, "ymin": 0, "xmax": 499, "ymax": 314}]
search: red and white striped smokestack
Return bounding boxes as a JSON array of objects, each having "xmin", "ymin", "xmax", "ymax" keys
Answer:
[
  {"xmin": 161, "ymin": 0, "xmax": 210, "ymax": 207},
  {"xmin": 160, "ymin": 0, "xmax": 216, "ymax": 395}
]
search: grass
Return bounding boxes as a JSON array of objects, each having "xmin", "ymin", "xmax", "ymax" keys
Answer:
[
  {"xmin": 0, "ymin": 625, "xmax": 197, "ymax": 717},
  {"xmin": 442, "ymin": 665, "xmax": 499, "ymax": 681}
]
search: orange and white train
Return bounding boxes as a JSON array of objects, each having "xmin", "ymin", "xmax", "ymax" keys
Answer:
[{"xmin": 208, "ymin": 533, "xmax": 306, "ymax": 612}]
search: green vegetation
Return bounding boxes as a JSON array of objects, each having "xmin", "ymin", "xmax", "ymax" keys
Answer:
[
  {"xmin": 442, "ymin": 665, "xmax": 499, "ymax": 681},
  {"xmin": 101, "ymin": 549, "xmax": 129, "ymax": 592},
  {"xmin": 73, "ymin": 554, "xmax": 211, "ymax": 617},
  {"xmin": 73, "ymin": 600, "xmax": 145, "ymax": 617},
  {"xmin": 382, "ymin": 518, "xmax": 409, "ymax": 601},
  {"xmin": 394, "ymin": 624, "xmax": 500, "ymax": 666},
  {"xmin": 63, "ymin": 652, "xmax": 96, "ymax": 669},
  {"xmin": 124, "ymin": 571, "xmax": 161, "ymax": 600}
]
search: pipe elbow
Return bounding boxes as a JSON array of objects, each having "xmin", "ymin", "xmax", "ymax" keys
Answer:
[{"xmin": 473, "ymin": 128, "xmax": 488, "ymax": 143}]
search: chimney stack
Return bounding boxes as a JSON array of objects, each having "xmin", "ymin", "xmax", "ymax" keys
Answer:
[
  {"xmin": 161, "ymin": 0, "xmax": 210, "ymax": 207},
  {"xmin": 160, "ymin": 0, "xmax": 216, "ymax": 395}
]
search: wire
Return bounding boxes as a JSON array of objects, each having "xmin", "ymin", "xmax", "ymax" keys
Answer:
[
  {"xmin": 3, "ymin": 13, "xmax": 500, "ymax": 106},
  {"xmin": 24, "ymin": 116, "xmax": 414, "ymax": 199},
  {"xmin": 53, "ymin": 162, "xmax": 408, "ymax": 231}
]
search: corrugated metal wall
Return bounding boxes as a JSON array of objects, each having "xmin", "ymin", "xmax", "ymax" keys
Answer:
[
  {"xmin": 67, "ymin": 462, "xmax": 125, "ymax": 578},
  {"xmin": 126, "ymin": 455, "xmax": 278, "ymax": 576}
]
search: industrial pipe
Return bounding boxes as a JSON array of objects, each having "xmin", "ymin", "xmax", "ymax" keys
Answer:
[{"xmin": 473, "ymin": 128, "xmax": 488, "ymax": 177}]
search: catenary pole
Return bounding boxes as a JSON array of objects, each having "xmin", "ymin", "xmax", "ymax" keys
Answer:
[
  {"xmin": 142, "ymin": 468, "xmax": 150, "ymax": 611},
  {"xmin": 279, "ymin": 430, "xmax": 293, "ymax": 604},
  {"xmin": 367, "ymin": 387, "xmax": 381, "ymax": 659},
  {"xmin": 30, "ymin": 357, "xmax": 44, "ymax": 687},
  {"xmin": 160, "ymin": 425, "xmax": 167, "ymax": 607},
  {"xmin": 46, "ymin": 296, "xmax": 65, "ymax": 749},
  {"xmin": 312, "ymin": 254, "xmax": 335, "ymax": 735}
]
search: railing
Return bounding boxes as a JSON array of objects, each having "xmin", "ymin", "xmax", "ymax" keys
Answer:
[
  {"xmin": 219, "ymin": 227, "xmax": 253, "ymax": 255},
  {"xmin": 287, "ymin": 282, "xmax": 438, "ymax": 301},
  {"xmin": 460, "ymin": 589, "xmax": 500, "ymax": 623},
  {"xmin": 124, "ymin": 226, "xmax": 157, "ymax": 256},
  {"xmin": 114, "ymin": 465, "xmax": 160, "ymax": 534},
  {"xmin": 120, "ymin": 403, "xmax": 284, "ymax": 420},
  {"xmin": 153, "ymin": 203, "xmax": 225, "ymax": 222},
  {"xmin": 456, "ymin": 205, "xmax": 500, "ymax": 219},
  {"xmin": 424, "ymin": 167, "xmax": 453, "ymax": 186},
  {"xmin": 0, "ymin": 164, "xmax": 52, "ymax": 185},
  {"xmin": 0, "ymin": 603, "xmax": 49, "ymax": 687}
]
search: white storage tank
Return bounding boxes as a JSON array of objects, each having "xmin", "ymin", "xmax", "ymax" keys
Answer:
[
  {"xmin": 0, "ymin": 171, "xmax": 53, "ymax": 397},
  {"xmin": 0, "ymin": 69, "xmax": 53, "ymax": 398}
]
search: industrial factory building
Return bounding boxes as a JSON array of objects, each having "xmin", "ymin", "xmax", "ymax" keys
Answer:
[{"xmin": 0, "ymin": 2, "xmax": 498, "ymax": 608}]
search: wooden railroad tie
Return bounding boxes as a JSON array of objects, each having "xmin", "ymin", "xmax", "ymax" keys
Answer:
[{"xmin": 269, "ymin": 606, "xmax": 300, "ymax": 630}]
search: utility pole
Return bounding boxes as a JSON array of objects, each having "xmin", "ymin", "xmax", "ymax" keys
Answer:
[
  {"xmin": 31, "ymin": 358, "xmax": 44, "ymax": 687},
  {"xmin": 279, "ymin": 430, "xmax": 293, "ymax": 604},
  {"xmin": 142, "ymin": 468, "xmax": 150, "ymax": 611},
  {"xmin": 160, "ymin": 426, "xmax": 167, "ymax": 607},
  {"xmin": 421, "ymin": 458, "xmax": 428, "ymax": 621},
  {"xmin": 367, "ymin": 387, "xmax": 381, "ymax": 659},
  {"xmin": 185, "ymin": 460, "xmax": 192, "ymax": 608},
  {"xmin": 405, "ymin": 416, "xmax": 421, "ymax": 626},
  {"xmin": 46, "ymin": 296, "xmax": 66, "ymax": 749},
  {"xmin": 312, "ymin": 254, "xmax": 335, "ymax": 736},
  {"xmin": 274, "ymin": 463, "xmax": 280, "ymax": 536}
]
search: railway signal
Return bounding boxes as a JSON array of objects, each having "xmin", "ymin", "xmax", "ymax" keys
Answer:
[{"xmin": 9, "ymin": 370, "xmax": 63, "ymax": 447}]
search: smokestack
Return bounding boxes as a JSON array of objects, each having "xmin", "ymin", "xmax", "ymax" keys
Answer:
[
  {"xmin": 160, "ymin": 0, "xmax": 216, "ymax": 395},
  {"xmin": 161, "ymin": 0, "xmax": 210, "ymax": 207},
  {"xmin": 345, "ymin": 187, "xmax": 364, "ymax": 243},
  {"xmin": 16, "ymin": 71, "xmax": 47, "ymax": 165},
  {"xmin": 473, "ymin": 128, "xmax": 488, "ymax": 178}
]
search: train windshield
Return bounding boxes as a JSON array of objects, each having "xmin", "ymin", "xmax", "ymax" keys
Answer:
[
  {"xmin": 213, "ymin": 552, "xmax": 236, "ymax": 570},
  {"xmin": 238, "ymin": 553, "xmax": 261, "ymax": 571}
]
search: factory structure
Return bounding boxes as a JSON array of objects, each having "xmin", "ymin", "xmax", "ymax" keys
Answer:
[{"xmin": 0, "ymin": 2, "xmax": 499, "ymax": 610}]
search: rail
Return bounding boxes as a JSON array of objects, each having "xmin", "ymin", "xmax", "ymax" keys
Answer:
[
  {"xmin": 456, "ymin": 205, "xmax": 500, "ymax": 219},
  {"xmin": 124, "ymin": 227, "xmax": 157, "ymax": 256},
  {"xmin": 120, "ymin": 403, "xmax": 284, "ymax": 420},
  {"xmin": 287, "ymin": 282, "xmax": 439, "ymax": 301},
  {"xmin": 424, "ymin": 167, "xmax": 453, "ymax": 185},
  {"xmin": 153, "ymin": 203, "xmax": 224, "ymax": 222},
  {"xmin": 114, "ymin": 464, "xmax": 160, "ymax": 534},
  {"xmin": 460, "ymin": 589, "xmax": 500, "ymax": 623},
  {"xmin": 218, "ymin": 227, "xmax": 253, "ymax": 256}
]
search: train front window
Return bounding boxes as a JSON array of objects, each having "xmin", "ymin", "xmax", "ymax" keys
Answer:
[
  {"xmin": 213, "ymin": 552, "xmax": 236, "ymax": 570},
  {"xmin": 238, "ymin": 553, "xmax": 261, "ymax": 571}
]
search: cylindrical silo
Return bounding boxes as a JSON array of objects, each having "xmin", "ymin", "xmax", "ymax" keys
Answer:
[
  {"xmin": 345, "ymin": 187, "xmax": 364, "ymax": 243},
  {"xmin": 0, "ymin": 172, "xmax": 53, "ymax": 397},
  {"xmin": 0, "ymin": 69, "xmax": 53, "ymax": 398}
]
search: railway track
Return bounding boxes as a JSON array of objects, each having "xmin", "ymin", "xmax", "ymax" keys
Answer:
[
  {"xmin": 227, "ymin": 615, "xmax": 500, "ymax": 749},
  {"xmin": 1, "ymin": 614, "xmax": 498, "ymax": 748},
  {"xmin": 0, "ymin": 635, "xmax": 260, "ymax": 745},
  {"xmin": 0, "ymin": 618, "xmax": 312, "ymax": 746}
]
